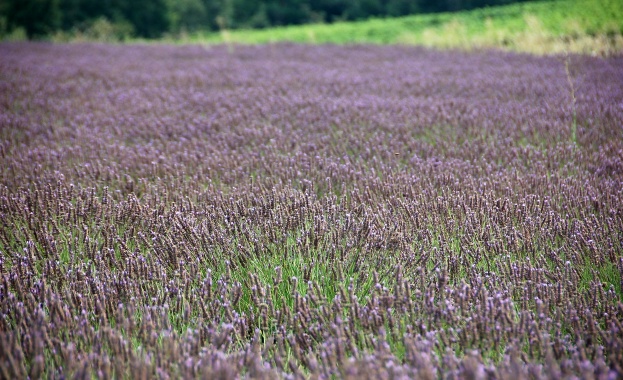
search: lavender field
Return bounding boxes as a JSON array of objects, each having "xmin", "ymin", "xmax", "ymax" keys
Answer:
[{"xmin": 1, "ymin": 42, "xmax": 622, "ymax": 379}]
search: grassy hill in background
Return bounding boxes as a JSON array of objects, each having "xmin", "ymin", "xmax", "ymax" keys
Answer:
[{"xmin": 176, "ymin": 0, "xmax": 623, "ymax": 56}]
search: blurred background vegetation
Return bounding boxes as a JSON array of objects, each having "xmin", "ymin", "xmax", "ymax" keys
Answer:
[
  {"xmin": 0, "ymin": 0, "xmax": 534, "ymax": 40},
  {"xmin": 0, "ymin": 0, "xmax": 621, "ymax": 56},
  {"xmin": 192, "ymin": 0, "xmax": 623, "ymax": 56}
]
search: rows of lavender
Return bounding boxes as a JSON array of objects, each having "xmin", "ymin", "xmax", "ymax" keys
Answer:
[{"xmin": 1, "ymin": 42, "xmax": 622, "ymax": 379}]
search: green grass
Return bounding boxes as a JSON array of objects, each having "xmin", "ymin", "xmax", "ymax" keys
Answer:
[{"xmin": 169, "ymin": 0, "xmax": 623, "ymax": 55}]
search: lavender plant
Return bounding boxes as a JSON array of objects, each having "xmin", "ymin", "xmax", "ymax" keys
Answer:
[{"xmin": 0, "ymin": 42, "xmax": 622, "ymax": 379}]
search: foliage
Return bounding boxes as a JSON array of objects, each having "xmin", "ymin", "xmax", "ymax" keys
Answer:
[
  {"xmin": 187, "ymin": 0, "xmax": 623, "ymax": 56},
  {"xmin": 0, "ymin": 0, "xmax": 537, "ymax": 40},
  {"xmin": 2, "ymin": 0, "xmax": 621, "ymax": 56},
  {"xmin": 52, "ymin": 17, "xmax": 134, "ymax": 43},
  {"xmin": 1, "ymin": 42, "xmax": 622, "ymax": 378},
  {"xmin": 1, "ymin": 0, "xmax": 168, "ymax": 39},
  {"xmin": 120, "ymin": 0, "xmax": 169, "ymax": 38},
  {"xmin": 2, "ymin": 0, "xmax": 61, "ymax": 38}
]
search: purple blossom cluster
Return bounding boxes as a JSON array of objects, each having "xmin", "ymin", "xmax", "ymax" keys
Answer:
[{"xmin": 0, "ymin": 42, "xmax": 622, "ymax": 378}]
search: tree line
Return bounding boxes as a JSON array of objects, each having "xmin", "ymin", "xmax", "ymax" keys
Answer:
[{"xmin": 1, "ymin": 0, "xmax": 534, "ymax": 39}]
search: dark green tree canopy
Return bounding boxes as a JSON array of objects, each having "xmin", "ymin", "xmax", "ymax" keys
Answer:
[{"xmin": 4, "ymin": 0, "xmax": 61, "ymax": 38}]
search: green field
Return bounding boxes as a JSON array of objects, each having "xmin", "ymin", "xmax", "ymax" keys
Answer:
[{"xmin": 173, "ymin": 0, "xmax": 623, "ymax": 55}]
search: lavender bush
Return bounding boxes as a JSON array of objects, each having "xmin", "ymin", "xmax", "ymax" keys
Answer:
[{"xmin": 0, "ymin": 42, "xmax": 622, "ymax": 379}]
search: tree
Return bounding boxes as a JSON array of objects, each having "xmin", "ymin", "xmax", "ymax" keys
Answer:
[
  {"xmin": 264, "ymin": 0, "xmax": 312, "ymax": 26},
  {"xmin": 121, "ymin": 0, "xmax": 169, "ymax": 38},
  {"xmin": 57, "ymin": 0, "xmax": 82, "ymax": 30},
  {"xmin": 167, "ymin": 0, "xmax": 208, "ymax": 32},
  {"xmin": 386, "ymin": 0, "xmax": 419, "ymax": 17},
  {"xmin": 5, "ymin": 0, "xmax": 61, "ymax": 38}
]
